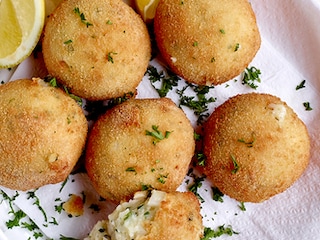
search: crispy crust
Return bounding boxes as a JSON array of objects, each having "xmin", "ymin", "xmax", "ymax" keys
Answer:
[
  {"xmin": 141, "ymin": 191, "xmax": 203, "ymax": 240},
  {"xmin": 0, "ymin": 78, "xmax": 88, "ymax": 191},
  {"xmin": 154, "ymin": 0, "xmax": 261, "ymax": 85},
  {"xmin": 42, "ymin": 0, "xmax": 151, "ymax": 100},
  {"xmin": 203, "ymin": 93, "xmax": 310, "ymax": 202},
  {"xmin": 85, "ymin": 98, "xmax": 195, "ymax": 202}
]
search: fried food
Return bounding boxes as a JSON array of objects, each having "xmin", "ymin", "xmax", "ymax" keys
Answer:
[
  {"xmin": 85, "ymin": 98, "xmax": 195, "ymax": 203},
  {"xmin": 154, "ymin": 0, "xmax": 261, "ymax": 86},
  {"xmin": 0, "ymin": 78, "xmax": 88, "ymax": 191},
  {"xmin": 42, "ymin": 0, "xmax": 151, "ymax": 100},
  {"xmin": 203, "ymin": 93, "xmax": 310, "ymax": 202},
  {"xmin": 85, "ymin": 190, "xmax": 203, "ymax": 240}
]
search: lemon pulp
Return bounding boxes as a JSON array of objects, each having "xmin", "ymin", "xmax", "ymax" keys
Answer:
[
  {"xmin": 0, "ymin": 0, "xmax": 22, "ymax": 58},
  {"xmin": 0, "ymin": 0, "xmax": 45, "ymax": 68}
]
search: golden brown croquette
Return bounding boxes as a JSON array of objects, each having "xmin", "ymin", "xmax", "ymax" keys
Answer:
[
  {"xmin": 85, "ymin": 190, "xmax": 203, "ymax": 240},
  {"xmin": 0, "ymin": 78, "xmax": 88, "ymax": 191},
  {"xmin": 85, "ymin": 98, "xmax": 195, "ymax": 203},
  {"xmin": 154, "ymin": 0, "xmax": 261, "ymax": 85},
  {"xmin": 42, "ymin": 0, "xmax": 151, "ymax": 100},
  {"xmin": 203, "ymin": 93, "xmax": 310, "ymax": 202}
]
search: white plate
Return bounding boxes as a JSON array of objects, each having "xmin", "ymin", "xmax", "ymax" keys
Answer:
[{"xmin": 1, "ymin": 0, "xmax": 320, "ymax": 239}]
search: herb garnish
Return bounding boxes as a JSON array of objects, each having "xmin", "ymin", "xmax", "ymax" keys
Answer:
[
  {"xmin": 177, "ymin": 83, "xmax": 216, "ymax": 125},
  {"xmin": 201, "ymin": 225, "xmax": 239, "ymax": 239},
  {"xmin": 157, "ymin": 174, "xmax": 168, "ymax": 184},
  {"xmin": 146, "ymin": 65, "xmax": 180, "ymax": 97},
  {"xmin": 238, "ymin": 202, "xmax": 246, "ymax": 211},
  {"xmin": 234, "ymin": 43, "xmax": 240, "ymax": 51},
  {"xmin": 195, "ymin": 152, "xmax": 207, "ymax": 166},
  {"xmin": 6, "ymin": 210, "xmax": 26, "ymax": 229},
  {"xmin": 64, "ymin": 39, "xmax": 73, "ymax": 45},
  {"xmin": 107, "ymin": 52, "xmax": 117, "ymax": 63},
  {"xmin": 126, "ymin": 167, "xmax": 137, "ymax": 173},
  {"xmin": 73, "ymin": 7, "xmax": 93, "ymax": 27},
  {"xmin": 296, "ymin": 80, "xmax": 306, "ymax": 90},
  {"xmin": 188, "ymin": 174, "xmax": 206, "ymax": 203},
  {"xmin": 238, "ymin": 133, "xmax": 256, "ymax": 148},
  {"xmin": 212, "ymin": 186, "xmax": 224, "ymax": 203},
  {"xmin": 44, "ymin": 76, "xmax": 83, "ymax": 106},
  {"xmin": 241, "ymin": 66, "xmax": 261, "ymax": 89},
  {"xmin": 303, "ymin": 102, "xmax": 313, "ymax": 111},
  {"xmin": 27, "ymin": 191, "xmax": 47, "ymax": 222},
  {"xmin": 146, "ymin": 125, "xmax": 171, "ymax": 145},
  {"xmin": 230, "ymin": 154, "xmax": 239, "ymax": 174}
]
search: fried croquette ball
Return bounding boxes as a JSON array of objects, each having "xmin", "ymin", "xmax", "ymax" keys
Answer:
[
  {"xmin": 85, "ymin": 190, "xmax": 203, "ymax": 240},
  {"xmin": 154, "ymin": 0, "xmax": 261, "ymax": 86},
  {"xmin": 0, "ymin": 78, "xmax": 88, "ymax": 191},
  {"xmin": 85, "ymin": 98, "xmax": 195, "ymax": 203},
  {"xmin": 203, "ymin": 93, "xmax": 310, "ymax": 203},
  {"xmin": 42, "ymin": 0, "xmax": 151, "ymax": 100}
]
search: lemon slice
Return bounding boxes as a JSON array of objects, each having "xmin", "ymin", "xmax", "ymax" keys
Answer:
[
  {"xmin": 135, "ymin": 0, "xmax": 160, "ymax": 22},
  {"xmin": 0, "ymin": 0, "xmax": 45, "ymax": 68}
]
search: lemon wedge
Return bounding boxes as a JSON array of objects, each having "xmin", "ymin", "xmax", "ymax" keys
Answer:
[
  {"xmin": 0, "ymin": 0, "xmax": 45, "ymax": 68},
  {"xmin": 135, "ymin": 0, "xmax": 160, "ymax": 22}
]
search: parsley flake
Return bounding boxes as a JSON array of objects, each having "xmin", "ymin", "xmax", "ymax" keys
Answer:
[
  {"xmin": 296, "ymin": 80, "xmax": 306, "ymax": 90},
  {"xmin": 146, "ymin": 65, "xmax": 180, "ymax": 97},
  {"xmin": 146, "ymin": 125, "xmax": 171, "ymax": 145},
  {"xmin": 303, "ymin": 102, "xmax": 313, "ymax": 111},
  {"xmin": 73, "ymin": 7, "xmax": 93, "ymax": 27},
  {"xmin": 241, "ymin": 66, "xmax": 261, "ymax": 89},
  {"xmin": 230, "ymin": 154, "xmax": 240, "ymax": 174},
  {"xmin": 201, "ymin": 225, "xmax": 239, "ymax": 239}
]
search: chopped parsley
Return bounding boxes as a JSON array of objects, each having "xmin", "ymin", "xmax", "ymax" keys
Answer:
[
  {"xmin": 238, "ymin": 202, "xmax": 246, "ymax": 211},
  {"xmin": 64, "ymin": 39, "xmax": 73, "ymax": 45},
  {"xmin": 230, "ymin": 154, "xmax": 239, "ymax": 174},
  {"xmin": 212, "ymin": 186, "xmax": 224, "ymax": 203},
  {"xmin": 126, "ymin": 167, "xmax": 137, "ymax": 173},
  {"xmin": 157, "ymin": 173, "xmax": 168, "ymax": 184},
  {"xmin": 188, "ymin": 174, "xmax": 206, "ymax": 203},
  {"xmin": 201, "ymin": 225, "xmax": 239, "ymax": 239},
  {"xmin": 177, "ymin": 83, "xmax": 216, "ymax": 125},
  {"xmin": 238, "ymin": 133, "xmax": 256, "ymax": 148},
  {"xmin": 107, "ymin": 52, "xmax": 117, "ymax": 63},
  {"xmin": 303, "ymin": 102, "xmax": 313, "ymax": 111},
  {"xmin": 146, "ymin": 125, "xmax": 171, "ymax": 145},
  {"xmin": 141, "ymin": 184, "xmax": 154, "ymax": 191},
  {"xmin": 6, "ymin": 210, "xmax": 26, "ymax": 229},
  {"xmin": 27, "ymin": 191, "xmax": 48, "ymax": 222},
  {"xmin": 146, "ymin": 65, "xmax": 180, "ymax": 97},
  {"xmin": 195, "ymin": 152, "xmax": 207, "ymax": 166},
  {"xmin": 296, "ymin": 80, "xmax": 306, "ymax": 90},
  {"xmin": 234, "ymin": 43, "xmax": 240, "ymax": 52},
  {"xmin": 44, "ymin": 76, "xmax": 83, "ymax": 106},
  {"xmin": 73, "ymin": 7, "xmax": 93, "ymax": 27},
  {"xmin": 241, "ymin": 66, "xmax": 261, "ymax": 89}
]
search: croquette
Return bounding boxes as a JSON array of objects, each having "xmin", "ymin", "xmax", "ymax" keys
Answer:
[
  {"xmin": 42, "ymin": 0, "xmax": 151, "ymax": 100},
  {"xmin": 203, "ymin": 93, "xmax": 310, "ymax": 202},
  {"xmin": 0, "ymin": 78, "xmax": 88, "ymax": 191},
  {"xmin": 85, "ymin": 190, "xmax": 203, "ymax": 240},
  {"xmin": 154, "ymin": 0, "xmax": 261, "ymax": 86},
  {"xmin": 85, "ymin": 98, "xmax": 195, "ymax": 203}
]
